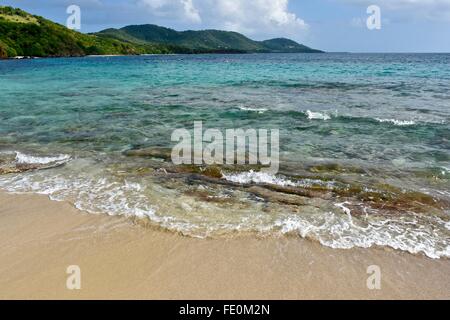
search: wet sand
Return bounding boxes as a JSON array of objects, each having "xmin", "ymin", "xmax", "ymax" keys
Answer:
[{"xmin": 0, "ymin": 191, "xmax": 449, "ymax": 300}]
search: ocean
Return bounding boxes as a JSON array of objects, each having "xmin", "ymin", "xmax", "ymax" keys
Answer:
[{"xmin": 0, "ymin": 53, "xmax": 449, "ymax": 258}]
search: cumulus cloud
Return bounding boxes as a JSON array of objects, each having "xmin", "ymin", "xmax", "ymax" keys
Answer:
[
  {"xmin": 181, "ymin": 0, "xmax": 201, "ymax": 23},
  {"xmin": 137, "ymin": 0, "xmax": 201, "ymax": 23},
  {"xmin": 343, "ymin": 0, "xmax": 450, "ymax": 21},
  {"xmin": 209, "ymin": 0, "xmax": 308, "ymax": 35},
  {"xmin": 137, "ymin": 0, "xmax": 308, "ymax": 39}
]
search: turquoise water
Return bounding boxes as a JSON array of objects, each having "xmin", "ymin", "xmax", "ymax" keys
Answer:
[{"xmin": 0, "ymin": 53, "xmax": 449, "ymax": 258}]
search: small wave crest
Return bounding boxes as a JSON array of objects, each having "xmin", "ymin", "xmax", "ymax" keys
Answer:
[
  {"xmin": 238, "ymin": 106, "xmax": 268, "ymax": 114},
  {"xmin": 15, "ymin": 152, "xmax": 71, "ymax": 165},
  {"xmin": 305, "ymin": 110, "xmax": 332, "ymax": 120},
  {"xmin": 223, "ymin": 170, "xmax": 297, "ymax": 187},
  {"xmin": 275, "ymin": 211, "xmax": 450, "ymax": 259},
  {"xmin": 222, "ymin": 170, "xmax": 337, "ymax": 190},
  {"xmin": 375, "ymin": 118, "xmax": 416, "ymax": 126},
  {"xmin": 0, "ymin": 164, "xmax": 156, "ymax": 220}
]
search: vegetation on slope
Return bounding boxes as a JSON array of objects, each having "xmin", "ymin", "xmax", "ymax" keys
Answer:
[
  {"xmin": 0, "ymin": 6, "xmax": 174, "ymax": 58},
  {"xmin": 0, "ymin": 6, "xmax": 322, "ymax": 59},
  {"xmin": 97, "ymin": 24, "xmax": 323, "ymax": 53}
]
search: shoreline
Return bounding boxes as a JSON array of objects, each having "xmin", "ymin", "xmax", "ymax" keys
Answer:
[
  {"xmin": 0, "ymin": 51, "xmax": 330, "ymax": 61},
  {"xmin": 3, "ymin": 52, "xmax": 448, "ymax": 61},
  {"xmin": 1, "ymin": 191, "xmax": 449, "ymax": 300}
]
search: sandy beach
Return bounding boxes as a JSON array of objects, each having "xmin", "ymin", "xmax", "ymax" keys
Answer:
[{"xmin": 0, "ymin": 191, "xmax": 449, "ymax": 300}]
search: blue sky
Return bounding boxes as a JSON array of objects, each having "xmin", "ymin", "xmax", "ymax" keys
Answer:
[{"xmin": 3, "ymin": 0, "xmax": 450, "ymax": 52}]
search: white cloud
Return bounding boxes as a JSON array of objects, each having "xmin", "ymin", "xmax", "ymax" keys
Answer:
[
  {"xmin": 137, "ymin": 0, "xmax": 308, "ymax": 39},
  {"xmin": 181, "ymin": 0, "xmax": 201, "ymax": 23},
  {"xmin": 137, "ymin": 0, "xmax": 201, "ymax": 23},
  {"xmin": 343, "ymin": 0, "xmax": 450, "ymax": 21}
]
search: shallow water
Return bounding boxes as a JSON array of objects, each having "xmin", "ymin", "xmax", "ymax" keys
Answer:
[{"xmin": 0, "ymin": 53, "xmax": 449, "ymax": 258}]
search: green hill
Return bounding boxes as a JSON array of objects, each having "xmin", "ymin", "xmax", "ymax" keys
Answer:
[
  {"xmin": 261, "ymin": 38, "xmax": 321, "ymax": 53},
  {"xmin": 0, "ymin": 6, "xmax": 176, "ymax": 58},
  {"xmin": 96, "ymin": 24, "xmax": 322, "ymax": 53},
  {"xmin": 0, "ymin": 6, "xmax": 322, "ymax": 59}
]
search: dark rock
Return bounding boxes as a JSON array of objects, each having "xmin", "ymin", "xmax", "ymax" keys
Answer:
[{"xmin": 123, "ymin": 147, "xmax": 173, "ymax": 161}]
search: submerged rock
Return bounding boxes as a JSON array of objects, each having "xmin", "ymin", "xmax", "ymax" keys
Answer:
[
  {"xmin": 183, "ymin": 189, "xmax": 234, "ymax": 204},
  {"xmin": 200, "ymin": 166, "xmax": 223, "ymax": 179},
  {"xmin": 123, "ymin": 147, "xmax": 173, "ymax": 161},
  {"xmin": 309, "ymin": 163, "xmax": 365, "ymax": 174},
  {"xmin": 0, "ymin": 166, "xmax": 22, "ymax": 174},
  {"xmin": 0, "ymin": 161, "xmax": 67, "ymax": 175},
  {"xmin": 247, "ymin": 186, "xmax": 309, "ymax": 206},
  {"xmin": 0, "ymin": 163, "xmax": 40, "ymax": 175},
  {"xmin": 263, "ymin": 183, "xmax": 333, "ymax": 200}
]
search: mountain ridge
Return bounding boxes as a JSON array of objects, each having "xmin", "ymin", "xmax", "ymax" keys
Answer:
[
  {"xmin": 0, "ymin": 6, "xmax": 323, "ymax": 59},
  {"xmin": 95, "ymin": 24, "xmax": 323, "ymax": 54}
]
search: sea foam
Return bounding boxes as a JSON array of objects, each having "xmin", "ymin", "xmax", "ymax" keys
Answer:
[
  {"xmin": 1, "ymin": 161, "xmax": 449, "ymax": 259},
  {"xmin": 223, "ymin": 170, "xmax": 450, "ymax": 259},
  {"xmin": 223, "ymin": 170, "xmax": 297, "ymax": 187},
  {"xmin": 275, "ymin": 212, "xmax": 450, "ymax": 260},
  {"xmin": 305, "ymin": 110, "xmax": 332, "ymax": 120},
  {"xmin": 222, "ymin": 170, "xmax": 337, "ymax": 190},
  {"xmin": 238, "ymin": 106, "xmax": 268, "ymax": 114},
  {"xmin": 375, "ymin": 118, "xmax": 416, "ymax": 126},
  {"xmin": 15, "ymin": 152, "xmax": 71, "ymax": 165}
]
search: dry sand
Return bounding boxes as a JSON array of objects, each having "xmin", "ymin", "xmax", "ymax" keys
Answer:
[{"xmin": 0, "ymin": 191, "xmax": 449, "ymax": 300}]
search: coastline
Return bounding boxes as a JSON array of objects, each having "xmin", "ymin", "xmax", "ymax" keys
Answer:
[
  {"xmin": 1, "ymin": 51, "xmax": 326, "ymax": 61},
  {"xmin": 1, "ymin": 191, "xmax": 449, "ymax": 300}
]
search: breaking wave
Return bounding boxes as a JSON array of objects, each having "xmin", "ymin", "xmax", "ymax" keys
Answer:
[
  {"xmin": 223, "ymin": 170, "xmax": 450, "ymax": 259},
  {"xmin": 238, "ymin": 106, "xmax": 268, "ymax": 114},
  {"xmin": 375, "ymin": 118, "xmax": 416, "ymax": 126},
  {"xmin": 275, "ymin": 211, "xmax": 450, "ymax": 260},
  {"xmin": 15, "ymin": 152, "xmax": 71, "ymax": 165},
  {"xmin": 305, "ymin": 110, "xmax": 332, "ymax": 121},
  {"xmin": 0, "ymin": 160, "xmax": 449, "ymax": 259}
]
